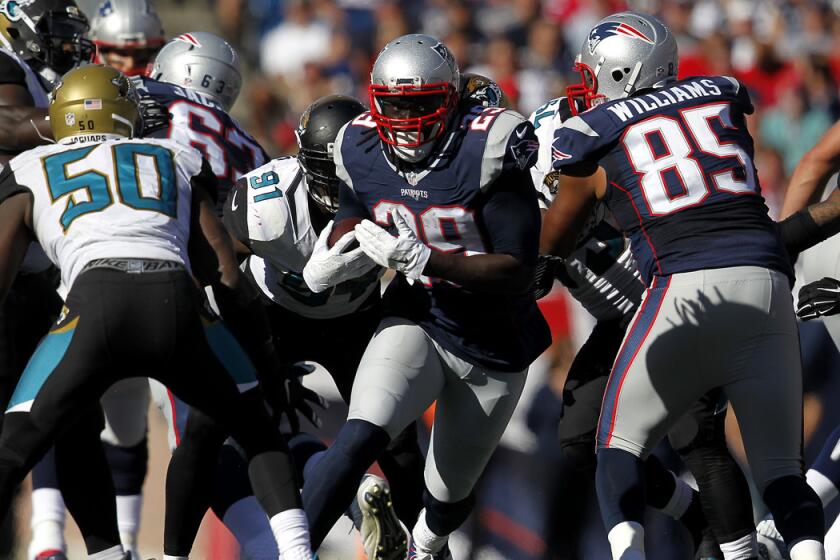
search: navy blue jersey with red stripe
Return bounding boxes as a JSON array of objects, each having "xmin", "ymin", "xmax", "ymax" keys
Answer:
[
  {"xmin": 552, "ymin": 75, "xmax": 792, "ymax": 285},
  {"xmin": 134, "ymin": 77, "xmax": 268, "ymax": 214},
  {"xmin": 334, "ymin": 107, "xmax": 551, "ymax": 372}
]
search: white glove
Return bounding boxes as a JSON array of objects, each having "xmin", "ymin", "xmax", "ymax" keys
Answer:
[
  {"xmin": 354, "ymin": 209, "xmax": 431, "ymax": 282},
  {"xmin": 302, "ymin": 220, "xmax": 378, "ymax": 293}
]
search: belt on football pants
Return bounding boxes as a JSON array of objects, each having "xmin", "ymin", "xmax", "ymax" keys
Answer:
[{"xmin": 81, "ymin": 258, "xmax": 185, "ymax": 274}]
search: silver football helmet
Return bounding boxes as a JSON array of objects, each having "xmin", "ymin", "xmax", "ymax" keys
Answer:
[
  {"xmin": 369, "ymin": 33, "xmax": 460, "ymax": 163},
  {"xmin": 149, "ymin": 31, "xmax": 241, "ymax": 111},
  {"xmin": 90, "ymin": 0, "xmax": 165, "ymax": 76},
  {"xmin": 568, "ymin": 12, "xmax": 678, "ymax": 114}
]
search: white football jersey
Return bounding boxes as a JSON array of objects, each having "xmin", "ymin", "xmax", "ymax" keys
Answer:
[
  {"xmin": 224, "ymin": 156, "xmax": 379, "ymax": 319},
  {"xmin": 1, "ymin": 135, "xmax": 201, "ymax": 292},
  {"xmin": 529, "ymin": 98, "xmax": 644, "ymax": 322}
]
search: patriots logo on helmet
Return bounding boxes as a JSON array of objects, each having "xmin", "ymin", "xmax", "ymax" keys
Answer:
[
  {"xmin": 587, "ymin": 21, "xmax": 654, "ymax": 54},
  {"xmin": 174, "ymin": 33, "xmax": 202, "ymax": 48},
  {"xmin": 552, "ymin": 147, "xmax": 572, "ymax": 161}
]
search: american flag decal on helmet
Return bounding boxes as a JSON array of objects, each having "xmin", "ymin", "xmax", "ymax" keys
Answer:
[
  {"xmin": 174, "ymin": 33, "xmax": 202, "ymax": 47},
  {"xmin": 588, "ymin": 21, "xmax": 654, "ymax": 54}
]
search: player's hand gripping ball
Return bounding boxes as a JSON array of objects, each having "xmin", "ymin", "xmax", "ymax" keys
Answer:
[{"xmin": 302, "ymin": 220, "xmax": 377, "ymax": 293}]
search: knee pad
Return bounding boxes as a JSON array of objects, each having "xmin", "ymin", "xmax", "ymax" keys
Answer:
[
  {"xmin": 763, "ymin": 475, "xmax": 824, "ymax": 547},
  {"xmin": 103, "ymin": 439, "xmax": 148, "ymax": 496},
  {"xmin": 423, "ymin": 490, "xmax": 475, "ymax": 536}
]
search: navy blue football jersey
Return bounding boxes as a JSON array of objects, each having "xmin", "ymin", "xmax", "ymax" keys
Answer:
[
  {"xmin": 335, "ymin": 108, "xmax": 551, "ymax": 372},
  {"xmin": 552, "ymin": 76, "xmax": 792, "ymax": 285},
  {"xmin": 134, "ymin": 77, "xmax": 268, "ymax": 214}
]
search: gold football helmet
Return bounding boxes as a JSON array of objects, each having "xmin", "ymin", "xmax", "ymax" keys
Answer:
[{"xmin": 48, "ymin": 64, "xmax": 140, "ymax": 141}]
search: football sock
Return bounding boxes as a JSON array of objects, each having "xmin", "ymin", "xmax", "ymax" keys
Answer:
[
  {"xmin": 29, "ymin": 487, "xmax": 66, "ymax": 557},
  {"xmin": 115, "ymin": 494, "xmax": 141, "ymax": 556},
  {"xmin": 678, "ymin": 440, "xmax": 755, "ymax": 546},
  {"xmin": 162, "ymin": 556, "xmax": 188, "ymax": 560},
  {"xmin": 422, "ymin": 491, "xmax": 473, "ymax": 537},
  {"xmin": 412, "ymin": 509, "xmax": 448, "ymax": 553},
  {"xmin": 607, "ymin": 521, "xmax": 645, "ymax": 560},
  {"xmin": 269, "ymin": 508, "xmax": 311, "ymax": 559},
  {"xmin": 87, "ymin": 544, "xmax": 125, "ymax": 559},
  {"xmin": 596, "ymin": 448, "xmax": 646, "ymax": 529},
  {"xmin": 807, "ymin": 469, "xmax": 838, "ymax": 509},
  {"xmin": 301, "ymin": 419, "xmax": 390, "ymax": 547},
  {"xmin": 659, "ymin": 472, "xmax": 693, "ymax": 519},
  {"xmin": 808, "ymin": 424, "xmax": 840, "ymax": 508},
  {"xmin": 378, "ymin": 422, "xmax": 425, "ymax": 525},
  {"xmin": 763, "ymin": 476, "xmax": 824, "ymax": 550},
  {"xmin": 822, "ymin": 513, "xmax": 840, "ymax": 558},
  {"xmin": 222, "ymin": 496, "xmax": 278, "ymax": 560},
  {"xmin": 719, "ymin": 532, "xmax": 758, "ymax": 559},
  {"xmin": 789, "ymin": 539, "xmax": 825, "ymax": 560}
]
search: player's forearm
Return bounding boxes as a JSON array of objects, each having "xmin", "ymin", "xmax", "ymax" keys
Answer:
[
  {"xmin": 423, "ymin": 252, "xmax": 534, "ymax": 294},
  {"xmin": 781, "ymin": 121, "xmax": 840, "ymax": 219},
  {"xmin": 0, "ymin": 194, "xmax": 34, "ymax": 305},
  {"xmin": 540, "ymin": 170, "xmax": 601, "ymax": 257},
  {"xmin": 0, "ymin": 107, "xmax": 50, "ymax": 151},
  {"xmin": 779, "ymin": 190, "xmax": 840, "ymax": 256}
]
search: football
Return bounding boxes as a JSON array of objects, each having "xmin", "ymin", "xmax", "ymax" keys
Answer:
[{"xmin": 328, "ymin": 217, "xmax": 363, "ymax": 249}]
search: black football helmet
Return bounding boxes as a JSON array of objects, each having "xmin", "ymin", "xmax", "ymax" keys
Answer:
[
  {"xmin": 296, "ymin": 94, "xmax": 366, "ymax": 214},
  {"xmin": 0, "ymin": 0, "xmax": 94, "ymax": 75}
]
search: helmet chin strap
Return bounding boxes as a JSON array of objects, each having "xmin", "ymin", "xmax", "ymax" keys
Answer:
[
  {"xmin": 112, "ymin": 113, "xmax": 135, "ymax": 137},
  {"xmin": 622, "ymin": 62, "xmax": 643, "ymax": 97}
]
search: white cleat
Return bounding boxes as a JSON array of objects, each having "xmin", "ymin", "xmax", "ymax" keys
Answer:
[{"xmin": 357, "ymin": 475, "xmax": 409, "ymax": 560}]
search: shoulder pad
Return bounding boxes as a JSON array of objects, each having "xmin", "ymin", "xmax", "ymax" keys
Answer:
[
  {"xmin": 333, "ymin": 114, "xmax": 380, "ymax": 191},
  {"xmin": 479, "ymin": 108, "xmax": 537, "ymax": 191},
  {"xmin": 333, "ymin": 120, "xmax": 354, "ymax": 190},
  {"xmin": 238, "ymin": 156, "xmax": 302, "ymax": 243}
]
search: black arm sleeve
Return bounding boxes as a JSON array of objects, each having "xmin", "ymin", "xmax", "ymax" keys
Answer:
[
  {"xmin": 222, "ymin": 177, "xmax": 250, "ymax": 247},
  {"xmin": 335, "ymin": 182, "xmax": 371, "ymax": 221},
  {"xmin": 779, "ymin": 208, "xmax": 835, "ymax": 257},
  {"xmin": 479, "ymin": 168, "xmax": 542, "ymax": 265},
  {"xmin": 0, "ymin": 52, "xmax": 28, "ymax": 87}
]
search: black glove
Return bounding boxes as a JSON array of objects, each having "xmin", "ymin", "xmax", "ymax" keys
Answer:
[
  {"xmin": 260, "ymin": 359, "xmax": 327, "ymax": 434},
  {"xmin": 797, "ymin": 277, "xmax": 840, "ymax": 320},
  {"xmin": 533, "ymin": 254, "xmax": 564, "ymax": 300},
  {"xmin": 137, "ymin": 92, "xmax": 171, "ymax": 137}
]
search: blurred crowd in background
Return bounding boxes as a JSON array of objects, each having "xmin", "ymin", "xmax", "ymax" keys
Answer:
[
  {"xmin": 36, "ymin": 0, "xmax": 840, "ymax": 558},
  {"xmin": 191, "ymin": 0, "xmax": 840, "ymax": 217}
]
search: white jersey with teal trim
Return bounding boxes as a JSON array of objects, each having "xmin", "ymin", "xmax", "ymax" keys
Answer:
[
  {"xmin": 225, "ymin": 156, "xmax": 379, "ymax": 319},
  {"xmin": 1, "ymin": 135, "xmax": 201, "ymax": 292},
  {"xmin": 529, "ymin": 97, "xmax": 644, "ymax": 323}
]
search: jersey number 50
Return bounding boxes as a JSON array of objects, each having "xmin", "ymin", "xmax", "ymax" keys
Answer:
[
  {"xmin": 43, "ymin": 143, "xmax": 176, "ymax": 232},
  {"xmin": 623, "ymin": 102, "xmax": 757, "ymax": 216}
]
